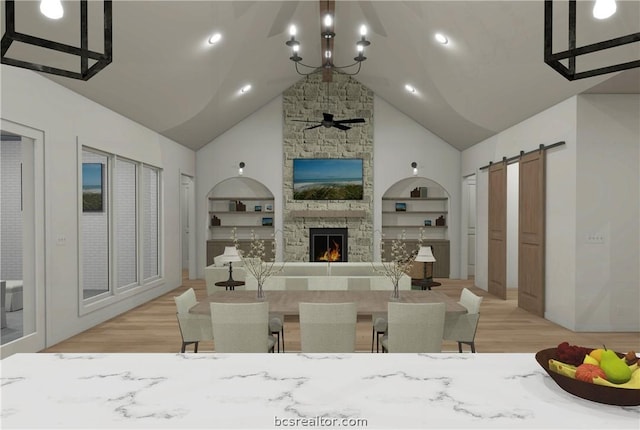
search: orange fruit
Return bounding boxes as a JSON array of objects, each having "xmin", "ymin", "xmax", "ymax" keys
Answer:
[{"xmin": 590, "ymin": 348, "xmax": 605, "ymax": 362}]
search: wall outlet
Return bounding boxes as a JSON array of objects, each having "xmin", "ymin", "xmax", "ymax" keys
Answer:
[{"xmin": 586, "ymin": 233, "xmax": 605, "ymax": 244}]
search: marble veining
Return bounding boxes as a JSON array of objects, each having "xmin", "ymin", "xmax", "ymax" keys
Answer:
[{"xmin": 1, "ymin": 353, "xmax": 638, "ymax": 429}]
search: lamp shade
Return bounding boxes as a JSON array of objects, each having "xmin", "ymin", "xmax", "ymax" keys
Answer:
[
  {"xmin": 414, "ymin": 246, "xmax": 436, "ymax": 263},
  {"xmin": 219, "ymin": 246, "xmax": 242, "ymax": 263}
]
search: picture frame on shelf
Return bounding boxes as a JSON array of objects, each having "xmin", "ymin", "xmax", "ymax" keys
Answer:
[
  {"xmin": 254, "ymin": 205, "xmax": 262, "ymax": 212},
  {"xmin": 262, "ymin": 217, "xmax": 273, "ymax": 226},
  {"xmin": 424, "ymin": 220, "xmax": 432, "ymax": 226},
  {"xmin": 265, "ymin": 204, "xmax": 273, "ymax": 212},
  {"xmin": 395, "ymin": 202, "xmax": 406, "ymax": 212}
]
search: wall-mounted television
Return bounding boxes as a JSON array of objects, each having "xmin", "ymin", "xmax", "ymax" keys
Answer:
[{"xmin": 293, "ymin": 158, "xmax": 363, "ymax": 200}]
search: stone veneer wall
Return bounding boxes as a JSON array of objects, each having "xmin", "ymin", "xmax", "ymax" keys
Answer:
[{"xmin": 283, "ymin": 72, "xmax": 373, "ymax": 262}]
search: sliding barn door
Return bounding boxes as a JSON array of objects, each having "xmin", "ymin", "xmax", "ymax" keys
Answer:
[
  {"xmin": 518, "ymin": 150, "xmax": 546, "ymax": 316},
  {"xmin": 488, "ymin": 162, "xmax": 507, "ymax": 300}
]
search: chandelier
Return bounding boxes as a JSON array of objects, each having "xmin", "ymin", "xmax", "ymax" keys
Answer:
[
  {"xmin": 544, "ymin": 0, "xmax": 640, "ymax": 80},
  {"xmin": 285, "ymin": 7, "xmax": 371, "ymax": 78},
  {"xmin": 1, "ymin": 0, "xmax": 112, "ymax": 81}
]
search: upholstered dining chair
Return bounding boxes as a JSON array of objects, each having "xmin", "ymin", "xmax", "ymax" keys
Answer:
[
  {"xmin": 173, "ymin": 288, "xmax": 213, "ymax": 353},
  {"xmin": 345, "ymin": 278, "xmax": 385, "ymax": 353},
  {"xmin": 299, "ymin": 302, "xmax": 357, "ymax": 353},
  {"xmin": 381, "ymin": 302, "xmax": 446, "ymax": 353},
  {"xmin": 210, "ymin": 302, "xmax": 275, "ymax": 353},
  {"xmin": 443, "ymin": 287, "xmax": 483, "ymax": 352}
]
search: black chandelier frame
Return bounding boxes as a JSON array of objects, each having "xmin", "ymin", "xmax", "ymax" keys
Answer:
[
  {"xmin": 544, "ymin": 0, "xmax": 640, "ymax": 80},
  {"xmin": 1, "ymin": 0, "xmax": 112, "ymax": 81}
]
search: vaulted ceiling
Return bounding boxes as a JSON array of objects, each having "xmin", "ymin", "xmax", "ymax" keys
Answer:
[{"xmin": 3, "ymin": 1, "xmax": 639, "ymax": 151}]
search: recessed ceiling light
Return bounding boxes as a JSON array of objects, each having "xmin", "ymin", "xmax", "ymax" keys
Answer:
[
  {"xmin": 435, "ymin": 33, "xmax": 448, "ymax": 45},
  {"xmin": 208, "ymin": 33, "xmax": 222, "ymax": 45},
  {"xmin": 405, "ymin": 84, "xmax": 416, "ymax": 93},
  {"xmin": 40, "ymin": 0, "xmax": 64, "ymax": 19},
  {"xmin": 240, "ymin": 84, "xmax": 252, "ymax": 94},
  {"xmin": 593, "ymin": 0, "xmax": 617, "ymax": 19}
]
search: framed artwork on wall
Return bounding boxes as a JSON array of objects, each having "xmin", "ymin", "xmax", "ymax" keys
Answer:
[{"xmin": 82, "ymin": 163, "xmax": 104, "ymax": 212}]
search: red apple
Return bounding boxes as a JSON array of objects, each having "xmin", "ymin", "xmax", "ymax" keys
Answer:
[{"xmin": 575, "ymin": 364, "xmax": 606, "ymax": 383}]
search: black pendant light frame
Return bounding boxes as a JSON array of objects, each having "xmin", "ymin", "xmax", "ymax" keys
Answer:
[
  {"xmin": 1, "ymin": 0, "xmax": 112, "ymax": 81},
  {"xmin": 544, "ymin": 0, "xmax": 640, "ymax": 81}
]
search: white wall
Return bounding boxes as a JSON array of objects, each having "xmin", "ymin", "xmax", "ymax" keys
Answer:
[
  {"xmin": 463, "ymin": 94, "xmax": 640, "ymax": 332},
  {"xmin": 373, "ymin": 96, "xmax": 461, "ymax": 277},
  {"xmin": 1, "ymin": 66, "xmax": 195, "ymax": 347},
  {"xmin": 194, "ymin": 94, "xmax": 463, "ymax": 278},
  {"xmin": 462, "ymin": 96, "xmax": 578, "ymax": 329},
  {"xmin": 575, "ymin": 94, "xmax": 640, "ymax": 331},
  {"xmin": 195, "ymin": 96, "xmax": 284, "ymax": 277}
]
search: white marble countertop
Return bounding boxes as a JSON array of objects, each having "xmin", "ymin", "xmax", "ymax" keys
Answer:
[{"xmin": 1, "ymin": 353, "xmax": 638, "ymax": 429}]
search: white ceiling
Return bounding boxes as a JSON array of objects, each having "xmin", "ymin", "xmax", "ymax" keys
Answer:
[{"xmin": 3, "ymin": 1, "xmax": 639, "ymax": 151}]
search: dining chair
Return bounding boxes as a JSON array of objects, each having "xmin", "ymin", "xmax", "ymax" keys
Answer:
[
  {"xmin": 381, "ymin": 302, "xmax": 446, "ymax": 353},
  {"xmin": 346, "ymin": 278, "xmax": 385, "ymax": 353},
  {"xmin": 173, "ymin": 288, "xmax": 213, "ymax": 353},
  {"xmin": 299, "ymin": 302, "xmax": 357, "ymax": 353},
  {"xmin": 443, "ymin": 287, "xmax": 483, "ymax": 352},
  {"xmin": 210, "ymin": 302, "xmax": 275, "ymax": 353}
]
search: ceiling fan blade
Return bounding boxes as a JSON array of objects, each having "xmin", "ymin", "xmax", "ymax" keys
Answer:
[
  {"xmin": 334, "ymin": 124, "xmax": 351, "ymax": 131},
  {"xmin": 305, "ymin": 124, "xmax": 322, "ymax": 130},
  {"xmin": 323, "ymin": 112, "xmax": 334, "ymax": 122},
  {"xmin": 291, "ymin": 119, "xmax": 319, "ymax": 123},
  {"xmin": 335, "ymin": 118, "xmax": 365, "ymax": 124}
]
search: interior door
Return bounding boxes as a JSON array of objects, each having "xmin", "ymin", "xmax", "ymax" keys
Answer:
[
  {"xmin": 488, "ymin": 162, "xmax": 507, "ymax": 299},
  {"xmin": 518, "ymin": 150, "xmax": 546, "ymax": 316}
]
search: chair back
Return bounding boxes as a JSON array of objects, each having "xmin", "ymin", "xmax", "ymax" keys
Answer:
[
  {"xmin": 459, "ymin": 288, "xmax": 482, "ymax": 314},
  {"xmin": 299, "ymin": 302, "xmax": 357, "ymax": 353},
  {"xmin": 386, "ymin": 302, "xmax": 445, "ymax": 353},
  {"xmin": 174, "ymin": 288, "xmax": 213, "ymax": 343},
  {"xmin": 347, "ymin": 278, "xmax": 371, "ymax": 291},
  {"xmin": 285, "ymin": 278, "xmax": 308, "ymax": 291},
  {"xmin": 210, "ymin": 302, "xmax": 271, "ymax": 352},
  {"xmin": 174, "ymin": 288, "xmax": 197, "ymax": 314}
]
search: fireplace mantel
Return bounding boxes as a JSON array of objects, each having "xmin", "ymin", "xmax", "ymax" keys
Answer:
[{"xmin": 290, "ymin": 210, "xmax": 366, "ymax": 218}]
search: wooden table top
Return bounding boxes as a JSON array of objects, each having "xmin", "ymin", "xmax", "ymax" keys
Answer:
[{"xmin": 189, "ymin": 290, "xmax": 466, "ymax": 316}]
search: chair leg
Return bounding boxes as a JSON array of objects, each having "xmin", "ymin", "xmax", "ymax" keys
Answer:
[
  {"xmin": 371, "ymin": 326, "xmax": 375, "ymax": 353},
  {"xmin": 181, "ymin": 342, "xmax": 187, "ymax": 353},
  {"xmin": 458, "ymin": 342, "xmax": 463, "ymax": 353},
  {"xmin": 281, "ymin": 328, "xmax": 285, "ymax": 353},
  {"xmin": 470, "ymin": 342, "xmax": 476, "ymax": 353},
  {"xmin": 194, "ymin": 342, "xmax": 199, "ymax": 353},
  {"xmin": 274, "ymin": 332, "xmax": 280, "ymax": 353}
]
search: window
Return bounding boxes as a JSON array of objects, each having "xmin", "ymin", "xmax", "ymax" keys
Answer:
[{"xmin": 80, "ymin": 148, "xmax": 162, "ymax": 309}]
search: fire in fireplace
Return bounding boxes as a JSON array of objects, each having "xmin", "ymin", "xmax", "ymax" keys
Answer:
[{"xmin": 309, "ymin": 228, "xmax": 348, "ymax": 262}]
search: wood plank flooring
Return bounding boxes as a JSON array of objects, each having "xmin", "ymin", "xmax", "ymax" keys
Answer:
[{"xmin": 44, "ymin": 274, "xmax": 640, "ymax": 354}]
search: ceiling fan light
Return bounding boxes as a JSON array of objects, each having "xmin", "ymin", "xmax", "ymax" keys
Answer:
[
  {"xmin": 208, "ymin": 32, "xmax": 222, "ymax": 45},
  {"xmin": 435, "ymin": 33, "xmax": 448, "ymax": 45},
  {"xmin": 40, "ymin": 0, "xmax": 64, "ymax": 20},
  {"xmin": 289, "ymin": 25, "xmax": 297, "ymax": 36},
  {"xmin": 323, "ymin": 14, "xmax": 333, "ymax": 27},
  {"xmin": 325, "ymin": 50, "xmax": 332, "ymax": 59},
  {"xmin": 593, "ymin": 0, "xmax": 617, "ymax": 19},
  {"xmin": 357, "ymin": 44, "xmax": 364, "ymax": 52},
  {"xmin": 292, "ymin": 44, "xmax": 299, "ymax": 53},
  {"xmin": 360, "ymin": 25, "xmax": 368, "ymax": 36}
]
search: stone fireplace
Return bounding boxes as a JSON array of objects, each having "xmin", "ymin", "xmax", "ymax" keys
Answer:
[{"xmin": 309, "ymin": 228, "xmax": 348, "ymax": 262}]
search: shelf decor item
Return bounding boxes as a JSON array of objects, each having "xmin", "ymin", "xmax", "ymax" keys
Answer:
[
  {"xmin": 395, "ymin": 202, "xmax": 406, "ymax": 212},
  {"xmin": 424, "ymin": 220, "xmax": 431, "ymax": 226},
  {"xmin": 262, "ymin": 217, "xmax": 273, "ymax": 227},
  {"xmin": 254, "ymin": 205, "xmax": 262, "ymax": 212},
  {"xmin": 236, "ymin": 201, "xmax": 246, "ymax": 212},
  {"xmin": 373, "ymin": 231, "xmax": 415, "ymax": 301},
  {"xmin": 211, "ymin": 215, "xmax": 221, "ymax": 227},
  {"xmin": 435, "ymin": 215, "xmax": 446, "ymax": 226},
  {"xmin": 420, "ymin": 187, "xmax": 428, "ymax": 197},
  {"xmin": 410, "ymin": 187, "xmax": 420, "ymax": 198},
  {"xmin": 265, "ymin": 204, "xmax": 273, "ymax": 212}
]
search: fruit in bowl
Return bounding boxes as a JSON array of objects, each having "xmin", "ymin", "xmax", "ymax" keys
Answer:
[{"xmin": 535, "ymin": 343, "xmax": 640, "ymax": 406}]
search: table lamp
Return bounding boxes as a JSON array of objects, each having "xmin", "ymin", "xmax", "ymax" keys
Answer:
[
  {"xmin": 414, "ymin": 246, "xmax": 436, "ymax": 289},
  {"xmin": 219, "ymin": 246, "xmax": 242, "ymax": 282}
]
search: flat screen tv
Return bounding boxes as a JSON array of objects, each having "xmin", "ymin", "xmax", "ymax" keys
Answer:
[{"xmin": 293, "ymin": 158, "xmax": 363, "ymax": 200}]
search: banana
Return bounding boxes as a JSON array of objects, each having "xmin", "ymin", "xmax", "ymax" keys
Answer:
[
  {"xmin": 592, "ymin": 368, "xmax": 640, "ymax": 390},
  {"xmin": 549, "ymin": 359, "xmax": 577, "ymax": 379},
  {"xmin": 548, "ymin": 359, "xmax": 640, "ymax": 389}
]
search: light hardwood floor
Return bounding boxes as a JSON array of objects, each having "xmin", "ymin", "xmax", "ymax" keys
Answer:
[{"xmin": 44, "ymin": 274, "xmax": 640, "ymax": 354}]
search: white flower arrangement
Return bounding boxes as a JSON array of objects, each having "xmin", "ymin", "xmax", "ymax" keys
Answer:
[
  {"xmin": 374, "ymin": 230, "xmax": 416, "ymax": 290},
  {"xmin": 231, "ymin": 228, "xmax": 282, "ymax": 290}
]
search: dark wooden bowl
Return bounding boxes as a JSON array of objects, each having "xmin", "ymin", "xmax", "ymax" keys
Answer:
[{"xmin": 535, "ymin": 348, "xmax": 640, "ymax": 406}]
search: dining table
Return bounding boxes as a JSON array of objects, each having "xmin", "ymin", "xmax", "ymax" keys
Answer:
[{"xmin": 189, "ymin": 290, "xmax": 467, "ymax": 316}]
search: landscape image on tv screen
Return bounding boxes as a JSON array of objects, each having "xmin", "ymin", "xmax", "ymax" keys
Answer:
[{"xmin": 293, "ymin": 158, "xmax": 363, "ymax": 200}]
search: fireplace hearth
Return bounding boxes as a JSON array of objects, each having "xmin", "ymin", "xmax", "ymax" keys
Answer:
[{"xmin": 309, "ymin": 228, "xmax": 348, "ymax": 262}]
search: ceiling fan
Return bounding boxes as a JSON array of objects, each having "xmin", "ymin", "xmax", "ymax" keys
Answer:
[{"xmin": 291, "ymin": 113, "xmax": 365, "ymax": 131}]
